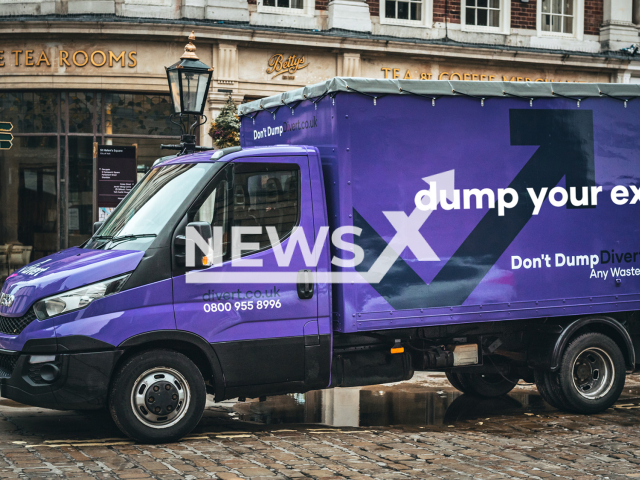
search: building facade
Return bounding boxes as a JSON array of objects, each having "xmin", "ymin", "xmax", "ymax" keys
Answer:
[{"xmin": 0, "ymin": 0, "xmax": 639, "ymax": 265}]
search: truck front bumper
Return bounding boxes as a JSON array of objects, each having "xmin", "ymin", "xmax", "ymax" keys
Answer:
[{"xmin": 0, "ymin": 349, "xmax": 123, "ymax": 410}]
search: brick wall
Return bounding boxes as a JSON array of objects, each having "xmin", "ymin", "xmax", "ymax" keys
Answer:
[
  {"xmin": 248, "ymin": 0, "xmax": 256, "ymax": 4},
  {"xmin": 315, "ymin": 0, "xmax": 329, "ymax": 9},
  {"xmin": 511, "ymin": 0, "xmax": 536, "ymax": 29},
  {"xmin": 366, "ymin": 0, "xmax": 379, "ymax": 16},
  {"xmin": 584, "ymin": 0, "xmax": 603, "ymax": 35},
  {"xmin": 434, "ymin": 0, "xmax": 461, "ymax": 24}
]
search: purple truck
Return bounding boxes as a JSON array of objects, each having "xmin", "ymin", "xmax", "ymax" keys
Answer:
[{"xmin": 1, "ymin": 78, "xmax": 640, "ymax": 443}]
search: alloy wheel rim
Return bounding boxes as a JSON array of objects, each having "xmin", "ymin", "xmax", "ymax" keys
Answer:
[
  {"xmin": 131, "ymin": 367, "xmax": 191, "ymax": 429},
  {"xmin": 571, "ymin": 347, "xmax": 615, "ymax": 400}
]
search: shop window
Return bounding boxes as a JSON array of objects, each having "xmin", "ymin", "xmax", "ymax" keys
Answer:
[
  {"xmin": 110, "ymin": 138, "xmax": 175, "ymax": 182},
  {"xmin": 68, "ymin": 137, "xmax": 94, "ymax": 247},
  {"xmin": 0, "ymin": 137, "xmax": 58, "ymax": 268},
  {"xmin": 541, "ymin": 0, "xmax": 574, "ymax": 34},
  {"xmin": 105, "ymin": 93, "xmax": 181, "ymax": 137},
  {"xmin": 0, "ymin": 90, "xmax": 182, "ymax": 265},
  {"xmin": 67, "ymin": 92, "xmax": 97, "ymax": 134},
  {"xmin": 0, "ymin": 92, "xmax": 58, "ymax": 134}
]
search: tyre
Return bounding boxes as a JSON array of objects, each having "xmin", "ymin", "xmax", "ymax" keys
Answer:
[
  {"xmin": 456, "ymin": 371, "xmax": 519, "ymax": 398},
  {"xmin": 445, "ymin": 371, "xmax": 467, "ymax": 393},
  {"xmin": 534, "ymin": 369, "xmax": 571, "ymax": 410},
  {"xmin": 109, "ymin": 350, "xmax": 206, "ymax": 443},
  {"xmin": 555, "ymin": 333, "xmax": 626, "ymax": 414}
]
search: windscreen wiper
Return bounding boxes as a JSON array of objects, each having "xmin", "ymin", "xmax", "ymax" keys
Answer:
[{"xmin": 110, "ymin": 234, "xmax": 157, "ymax": 244}]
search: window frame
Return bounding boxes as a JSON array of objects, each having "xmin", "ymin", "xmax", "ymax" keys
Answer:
[
  {"xmin": 460, "ymin": 0, "xmax": 510, "ymax": 34},
  {"xmin": 257, "ymin": 0, "xmax": 315, "ymax": 17},
  {"xmin": 537, "ymin": 0, "xmax": 584, "ymax": 40},
  {"xmin": 380, "ymin": 0, "xmax": 432, "ymax": 28}
]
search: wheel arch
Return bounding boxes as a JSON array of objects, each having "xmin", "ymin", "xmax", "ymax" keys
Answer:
[
  {"xmin": 551, "ymin": 316, "xmax": 635, "ymax": 372},
  {"xmin": 116, "ymin": 330, "xmax": 226, "ymax": 401}
]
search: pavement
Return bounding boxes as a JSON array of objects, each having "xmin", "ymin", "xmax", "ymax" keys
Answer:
[{"xmin": 0, "ymin": 373, "xmax": 640, "ymax": 479}]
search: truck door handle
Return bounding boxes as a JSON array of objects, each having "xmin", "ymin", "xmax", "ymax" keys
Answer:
[{"xmin": 297, "ymin": 269, "xmax": 314, "ymax": 300}]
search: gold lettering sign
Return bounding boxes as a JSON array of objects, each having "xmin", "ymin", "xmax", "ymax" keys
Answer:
[
  {"xmin": 382, "ymin": 67, "xmax": 584, "ymax": 83},
  {"xmin": 0, "ymin": 49, "xmax": 137, "ymax": 68},
  {"xmin": 267, "ymin": 54, "xmax": 309, "ymax": 79}
]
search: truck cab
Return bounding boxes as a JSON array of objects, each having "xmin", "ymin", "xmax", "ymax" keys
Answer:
[{"xmin": 0, "ymin": 145, "xmax": 333, "ymax": 443}]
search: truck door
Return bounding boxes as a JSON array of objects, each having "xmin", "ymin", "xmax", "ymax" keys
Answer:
[{"xmin": 172, "ymin": 155, "xmax": 328, "ymax": 392}]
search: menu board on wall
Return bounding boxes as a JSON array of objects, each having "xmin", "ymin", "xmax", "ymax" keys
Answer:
[{"xmin": 97, "ymin": 146, "xmax": 137, "ymax": 221}]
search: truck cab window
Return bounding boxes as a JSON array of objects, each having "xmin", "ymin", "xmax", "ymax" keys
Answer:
[
  {"xmin": 195, "ymin": 180, "xmax": 229, "ymax": 255},
  {"xmin": 233, "ymin": 163, "xmax": 300, "ymax": 253},
  {"xmin": 191, "ymin": 163, "xmax": 299, "ymax": 261}
]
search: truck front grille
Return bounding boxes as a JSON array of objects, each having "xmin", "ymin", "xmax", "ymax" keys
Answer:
[
  {"xmin": 0, "ymin": 353, "xmax": 18, "ymax": 378},
  {"xmin": 0, "ymin": 309, "xmax": 37, "ymax": 335}
]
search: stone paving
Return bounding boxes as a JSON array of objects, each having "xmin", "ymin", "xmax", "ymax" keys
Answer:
[{"xmin": 0, "ymin": 375, "xmax": 639, "ymax": 479}]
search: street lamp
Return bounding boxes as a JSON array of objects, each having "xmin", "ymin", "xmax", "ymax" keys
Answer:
[{"xmin": 163, "ymin": 31, "xmax": 214, "ymax": 155}]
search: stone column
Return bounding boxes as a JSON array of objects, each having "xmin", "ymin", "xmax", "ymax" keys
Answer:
[
  {"xmin": 328, "ymin": 0, "xmax": 372, "ymax": 32},
  {"xmin": 200, "ymin": 42, "xmax": 243, "ymax": 149},
  {"xmin": 601, "ymin": 0, "xmax": 639, "ymax": 51},
  {"xmin": 337, "ymin": 53, "xmax": 362, "ymax": 77}
]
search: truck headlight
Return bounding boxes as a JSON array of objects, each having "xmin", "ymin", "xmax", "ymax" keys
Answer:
[{"xmin": 33, "ymin": 274, "xmax": 130, "ymax": 320}]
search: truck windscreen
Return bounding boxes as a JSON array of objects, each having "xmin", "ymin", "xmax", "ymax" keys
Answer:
[{"xmin": 85, "ymin": 162, "xmax": 217, "ymax": 251}]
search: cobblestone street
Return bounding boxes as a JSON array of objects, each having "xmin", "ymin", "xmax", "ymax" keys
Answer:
[{"xmin": 0, "ymin": 374, "xmax": 639, "ymax": 479}]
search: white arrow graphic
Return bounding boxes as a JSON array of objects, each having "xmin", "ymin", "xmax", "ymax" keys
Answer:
[{"xmin": 361, "ymin": 169, "xmax": 455, "ymax": 284}]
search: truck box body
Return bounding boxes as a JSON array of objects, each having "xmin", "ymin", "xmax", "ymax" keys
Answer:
[{"xmin": 240, "ymin": 79, "xmax": 640, "ymax": 334}]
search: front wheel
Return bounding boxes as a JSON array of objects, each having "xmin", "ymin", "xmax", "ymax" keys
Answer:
[{"xmin": 109, "ymin": 350, "xmax": 206, "ymax": 443}]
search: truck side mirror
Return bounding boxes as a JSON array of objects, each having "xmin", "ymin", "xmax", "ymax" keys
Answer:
[
  {"xmin": 184, "ymin": 221, "xmax": 213, "ymax": 269},
  {"xmin": 93, "ymin": 221, "xmax": 104, "ymax": 234}
]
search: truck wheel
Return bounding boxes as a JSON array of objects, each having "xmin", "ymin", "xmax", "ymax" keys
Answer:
[
  {"xmin": 456, "ymin": 372, "xmax": 518, "ymax": 397},
  {"xmin": 445, "ymin": 372, "xmax": 467, "ymax": 393},
  {"xmin": 534, "ymin": 370, "xmax": 570, "ymax": 410},
  {"xmin": 109, "ymin": 350, "xmax": 206, "ymax": 443},
  {"xmin": 555, "ymin": 333, "xmax": 626, "ymax": 414}
]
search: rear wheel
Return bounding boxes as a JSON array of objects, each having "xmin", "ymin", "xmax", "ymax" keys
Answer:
[
  {"xmin": 445, "ymin": 371, "xmax": 467, "ymax": 393},
  {"xmin": 109, "ymin": 350, "xmax": 206, "ymax": 443},
  {"xmin": 555, "ymin": 333, "xmax": 625, "ymax": 414},
  {"xmin": 456, "ymin": 371, "xmax": 519, "ymax": 397},
  {"xmin": 534, "ymin": 369, "xmax": 570, "ymax": 410}
]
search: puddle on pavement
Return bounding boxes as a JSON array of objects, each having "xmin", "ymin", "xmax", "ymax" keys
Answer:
[{"xmin": 231, "ymin": 384, "xmax": 554, "ymax": 427}]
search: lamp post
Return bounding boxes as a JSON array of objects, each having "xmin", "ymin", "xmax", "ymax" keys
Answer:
[{"xmin": 162, "ymin": 31, "xmax": 214, "ymax": 155}]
